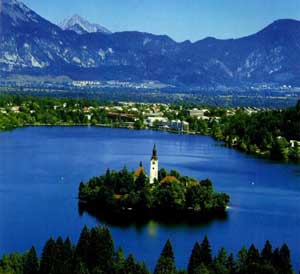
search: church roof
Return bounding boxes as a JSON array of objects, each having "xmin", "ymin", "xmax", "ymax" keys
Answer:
[
  {"xmin": 160, "ymin": 176, "xmax": 180, "ymax": 184},
  {"xmin": 134, "ymin": 167, "xmax": 146, "ymax": 177},
  {"xmin": 151, "ymin": 144, "xmax": 158, "ymax": 160}
]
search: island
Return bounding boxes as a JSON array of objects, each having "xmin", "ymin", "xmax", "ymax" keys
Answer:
[{"xmin": 78, "ymin": 145, "xmax": 230, "ymax": 222}]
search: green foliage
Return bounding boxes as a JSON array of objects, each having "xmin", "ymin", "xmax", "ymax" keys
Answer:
[
  {"xmin": 79, "ymin": 167, "xmax": 230, "ymax": 220},
  {"xmin": 0, "ymin": 95, "xmax": 128, "ymax": 132},
  {"xmin": 154, "ymin": 240, "xmax": 176, "ymax": 274},
  {"xmin": 188, "ymin": 242, "xmax": 202, "ymax": 274},
  {"xmin": 218, "ymin": 102, "xmax": 300, "ymax": 162},
  {"xmin": 0, "ymin": 252, "xmax": 25, "ymax": 274},
  {"xmin": 153, "ymin": 180, "xmax": 186, "ymax": 211},
  {"xmin": 0, "ymin": 228, "xmax": 297, "ymax": 274},
  {"xmin": 23, "ymin": 247, "xmax": 38, "ymax": 274}
]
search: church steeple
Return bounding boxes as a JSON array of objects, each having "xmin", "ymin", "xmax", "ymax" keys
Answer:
[
  {"xmin": 151, "ymin": 144, "xmax": 158, "ymax": 160},
  {"xmin": 150, "ymin": 144, "xmax": 158, "ymax": 184}
]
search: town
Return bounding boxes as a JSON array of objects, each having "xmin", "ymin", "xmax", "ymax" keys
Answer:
[
  {"xmin": 0, "ymin": 95, "xmax": 266, "ymax": 133},
  {"xmin": 0, "ymin": 95, "xmax": 299, "ymax": 162}
]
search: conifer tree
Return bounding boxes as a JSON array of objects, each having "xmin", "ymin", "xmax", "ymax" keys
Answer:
[
  {"xmin": 261, "ymin": 240, "xmax": 273, "ymax": 263},
  {"xmin": 23, "ymin": 246, "xmax": 39, "ymax": 274},
  {"xmin": 75, "ymin": 226, "xmax": 91, "ymax": 266},
  {"xmin": 122, "ymin": 254, "xmax": 137, "ymax": 274},
  {"xmin": 188, "ymin": 242, "xmax": 202, "ymax": 274},
  {"xmin": 61, "ymin": 237, "xmax": 73, "ymax": 274},
  {"xmin": 99, "ymin": 227, "xmax": 115, "ymax": 273},
  {"xmin": 40, "ymin": 238, "xmax": 56, "ymax": 274},
  {"xmin": 237, "ymin": 246, "xmax": 248, "ymax": 273},
  {"xmin": 278, "ymin": 244, "xmax": 293, "ymax": 274},
  {"xmin": 200, "ymin": 236, "xmax": 212, "ymax": 266},
  {"xmin": 50, "ymin": 236, "xmax": 67, "ymax": 274},
  {"xmin": 213, "ymin": 247, "xmax": 229, "ymax": 274},
  {"xmin": 247, "ymin": 244, "xmax": 260, "ymax": 265},
  {"xmin": 226, "ymin": 253, "xmax": 236, "ymax": 274},
  {"xmin": 115, "ymin": 247, "xmax": 126, "ymax": 273},
  {"xmin": 89, "ymin": 226, "xmax": 115, "ymax": 273},
  {"xmin": 154, "ymin": 240, "xmax": 176, "ymax": 274}
]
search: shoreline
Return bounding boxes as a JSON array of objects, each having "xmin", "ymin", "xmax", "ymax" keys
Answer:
[{"xmin": 1, "ymin": 123, "xmax": 296, "ymax": 163}]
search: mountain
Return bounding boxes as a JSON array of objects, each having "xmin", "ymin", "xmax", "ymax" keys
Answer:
[
  {"xmin": 59, "ymin": 15, "xmax": 111, "ymax": 35},
  {"xmin": 1, "ymin": 0, "xmax": 300, "ymax": 87}
]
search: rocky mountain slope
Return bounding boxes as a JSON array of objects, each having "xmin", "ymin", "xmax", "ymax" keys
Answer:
[{"xmin": 1, "ymin": 0, "xmax": 300, "ymax": 87}]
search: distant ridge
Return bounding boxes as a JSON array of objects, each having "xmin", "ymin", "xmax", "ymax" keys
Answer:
[{"xmin": 1, "ymin": 0, "xmax": 300, "ymax": 87}]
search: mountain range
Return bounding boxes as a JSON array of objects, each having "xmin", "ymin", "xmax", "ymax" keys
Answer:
[{"xmin": 1, "ymin": 0, "xmax": 300, "ymax": 87}]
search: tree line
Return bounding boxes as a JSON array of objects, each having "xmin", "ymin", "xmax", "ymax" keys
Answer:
[
  {"xmin": 1, "ymin": 95, "xmax": 299, "ymax": 162},
  {"xmin": 78, "ymin": 167, "xmax": 230, "ymax": 222},
  {"xmin": 0, "ymin": 95, "xmax": 132, "ymax": 132},
  {"xmin": 211, "ymin": 101, "xmax": 300, "ymax": 162},
  {"xmin": 0, "ymin": 225, "xmax": 295, "ymax": 274}
]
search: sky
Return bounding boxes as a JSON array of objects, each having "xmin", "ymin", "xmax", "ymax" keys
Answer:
[{"xmin": 22, "ymin": 0, "xmax": 300, "ymax": 42}]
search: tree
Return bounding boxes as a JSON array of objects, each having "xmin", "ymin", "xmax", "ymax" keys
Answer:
[
  {"xmin": 89, "ymin": 226, "xmax": 115, "ymax": 273},
  {"xmin": 23, "ymin": 246, "xmax": 39, "ymax": 274},
  {"xmin": 278, "ymin": 244, "xmax": 293, "ymax": 274},
  {"xmin": 114, "ymin": 247, "xmax": 126, "ymax": 273},
  {"xmin": 153, "ymin": 180, "xmax": 186, "ymax": 211},
  {"xmin": 200, "ymin": 236, "xmax": 212, "ymax": 266},
  {"xmin": 226, "ymin": 253, "xmax": 236, "ymax": 274},
  {"xmin": 61, "ymin": 237, "xmax": 73, "ymax": 274},
  {"xmin": 75, "ymin": 226, "xmax": 91, "ymax": 265},
  {"xmin": 188, "ymin": 242, "xmax": 201, "ymax": 274},
  {"xmin": 124, "ymin": 254, "xmax": 137, "ymax": 274},
  {"xmin": 246, "ymin": 244, "xmax": 260, "ymax": 265},
  {"xmin": 40, "ymin": 238, "xmax": 56, "ymax": 274},
  {"xmin": 135, "ymin": 172, "xmax": 148, "ymax": 191},
  {"xmin": 211, "ymin": 123, "xmax": 223, "ymax": 140},
  {"xmin": 154, "ymin": 240, "xmax": 176, "ymax": 274},
  {"xmin": 237, "ymin": 246, "xmax": 248, "ymax": 273},
  {"xmin": 213, "ymin": 248, "xmax": 229, "ymax": 274},
  {"xmin": 120, "ymin": 254, "xmax": 149, "ymax": 274},
  {"xmin": 270, "ymin": 137, "xmax": 289, "ymax": 160},
  {"xmin": 158, "ymin": 168, "xmax": 167, "ymax": 182},
  {"xmin": 170, "ymin": 170, "xmax": 180, "ymax": 179},
  {"xmin": 261, "ymin": 240, "xmax": 273, "ymax": 263},
  {"xmin": 289, "ymin": 142, "xmax": 300, "ymax": 162}
]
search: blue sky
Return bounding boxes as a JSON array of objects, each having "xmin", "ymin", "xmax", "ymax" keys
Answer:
[{"xmin": 22, "ymin": 0, "xmax": 300, "ymax": 42}]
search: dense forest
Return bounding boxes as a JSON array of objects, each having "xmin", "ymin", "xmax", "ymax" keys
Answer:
[
  {"xmin": 78, "ymin": 167, "xmax": 230, "ymax": 222},
  {"xmin": 210, "ymin": 101, "xmax": 300, "ymax": 162},
  {"xmin": 0, "ymin": 225, "xmax": 295, "ymax": 274}
]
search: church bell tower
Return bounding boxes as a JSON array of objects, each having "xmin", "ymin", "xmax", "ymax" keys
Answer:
[{"xmin": 150, "ymin": 144, "xmax": 159, "ymax": 184}]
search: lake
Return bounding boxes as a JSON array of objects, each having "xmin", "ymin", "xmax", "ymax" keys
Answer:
[{"xmin": 1, "ymin": 126, "xmax": 300, "ymax": 271}]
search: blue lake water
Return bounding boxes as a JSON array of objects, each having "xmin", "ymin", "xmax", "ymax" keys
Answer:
[{"xmin": 1, "ymin": 126, "xmax": 300, "ymax": 270}]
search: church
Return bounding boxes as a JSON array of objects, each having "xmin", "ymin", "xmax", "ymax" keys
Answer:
[
  {"xmin": 150, "ymin": 144, "xmax": 159, "ymax": 184},
  {"xmin": 134, "ymin": 144, "xmax": 159, "ymax": 184}
]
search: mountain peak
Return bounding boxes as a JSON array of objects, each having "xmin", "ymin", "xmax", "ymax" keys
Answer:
[
  {"xmin": 59, "ymin": 14, "xmax": 111, "ymax": 35},
  {"xmin": 260, "ymin": 18, "xmax": 300, "ymax": 33}
]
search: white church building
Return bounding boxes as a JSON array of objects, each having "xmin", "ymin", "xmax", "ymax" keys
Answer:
[{"xmin": 150, "ymin": 144, "xmax": 159, "ymax": 184}]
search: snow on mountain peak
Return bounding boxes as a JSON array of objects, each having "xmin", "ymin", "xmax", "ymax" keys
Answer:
[{"xmin": 59, "ymin": 14, "xmax": 111, "ymax": 35}]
